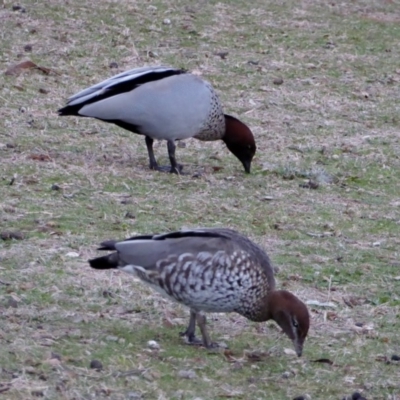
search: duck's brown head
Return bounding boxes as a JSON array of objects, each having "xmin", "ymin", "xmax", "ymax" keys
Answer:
[
  {"xmin": 267, "ymin": 290, "xmax": 310, "ymax": 357},
  {"xmin": 222, "ymin": 114, "xmax": 256, "ymax": 173}
]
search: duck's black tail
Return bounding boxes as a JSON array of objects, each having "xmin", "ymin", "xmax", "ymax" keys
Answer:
[{"xmin": 89, "ymin": 252, "xmax": 119, "ymax": 270}]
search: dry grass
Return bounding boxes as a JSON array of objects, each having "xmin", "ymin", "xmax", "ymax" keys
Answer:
[{"xmin": 1, "ymin": 0, "xmax": 400, "ymax": 399}]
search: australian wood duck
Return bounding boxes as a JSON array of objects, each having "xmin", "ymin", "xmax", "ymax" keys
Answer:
[
  {"xmin": 89, "ymin": 228, "xmax": 309, "ymax": 356},
  {"xmin": 58, "ymin": 66, "xmax": 256, "ymax": 173}
]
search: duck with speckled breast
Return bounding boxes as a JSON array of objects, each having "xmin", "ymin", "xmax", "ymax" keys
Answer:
[{"xmin": 89, "ymin": 228, "xmax": 310, "ymax": 356}]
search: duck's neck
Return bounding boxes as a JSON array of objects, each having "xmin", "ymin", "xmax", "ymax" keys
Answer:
[
  {"xmin": 242, "ymin": 292, "xmax": 274, "ymax": 322},
  {"xmin": 245, "ymin": 290, "xmax": 291, "ymax": 322}
]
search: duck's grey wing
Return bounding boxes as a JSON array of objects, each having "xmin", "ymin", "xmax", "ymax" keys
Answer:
[
  {"xmin": 89, "ymin": 229, "xmax": 233, "ymax": 271},
  {"xmin": 89, "ymin": 228, "xmax": 275, "ymax": 289},
  {"xmin": 58, "ymin": 66, "xmax": 185, "ymax": 116}
]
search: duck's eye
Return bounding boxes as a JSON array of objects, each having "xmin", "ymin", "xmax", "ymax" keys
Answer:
[{"xmin": 292, "ymin": 319, "xmax": 299, "ymax": 328}]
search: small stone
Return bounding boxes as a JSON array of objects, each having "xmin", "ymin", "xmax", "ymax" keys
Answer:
[
  {"xmin": 282, "ymin": 371, "xmax": 291, "ymax": 379},
  {"xmin": 109, "ymin": 62, "xmax": 118, "ymax": 69},
  {"xmin": 147, "ymin": 340, "xmax": 160, "ymax": 350},
  {"xmin": 51, "ymin": 184, "xmax": 60, "ymax": 191},
  {"xmin": 391, "ymin": 354, "xmax": 400, "ymax": 361},
  {"xmin": 261, "ymin": 196, "xmax": 274, "ymax": 201},
  {"xmin": 6, "ymin": 296, "xmax": 19, "ymax": 308},
  {"xmin": 12, "ymin": 5, "xmax": 26, "ymax": 12},
  {"xmin": 65, "ymin": 252, "xmax": 79, "ymax": 258},
  {"xmin": 24, "ymin": 44, "xmax": 32, "ymax": 52},
  {"xmin": 299, "ymin": 180, "xmax": 319, "ymax": 190},
  {"xmin": 273, "ymin": 78, "xmax": 284, "ymax": 85},
  {"xmin": 163, "ymin": 18, "xmax": 171, "ymax": 25},
  {"xmin": 90, "ymin": 360, "xmax": 103, "ymax": 370},
  {"xmin": 39, "ymin": 88, "xmax": 49, "ymax": 94},
  {"xmin": 214, "ymin": 51, "xmax": 229, "ymax": 59},
  {"xmin": 124, "ymin": 211, "xmax": 135, "ymax": 219},
  {"xmin": 106, "ymin": 335, "xmax": 119, "ymax": 342},
  {"xmin": 50, "ymin": 352, "xmax": 62, "ymax": 360},
  {"xmin": 177, "ymin": 369, "xmax": 197, "ymax": 379},
  {"xmin": 293, "ymin": 397, "xmax": 305, "ymax": 400},
  {"xmin": 127, "ymin": 392, "xmax": 142, "ymax": 399}
]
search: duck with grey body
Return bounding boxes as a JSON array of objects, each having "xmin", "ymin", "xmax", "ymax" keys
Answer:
[
  {"xmin": 89, "ymin": 228, "xmax": 310, "ymax": 356},
  {"xmin": 58, "ymin": 66, "xmax": 256, "ymax": 173}
]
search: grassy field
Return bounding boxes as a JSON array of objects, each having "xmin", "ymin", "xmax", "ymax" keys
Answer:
[{"xmin": 1, "ymin": 0, "xmax": 400, "ymax": 398}]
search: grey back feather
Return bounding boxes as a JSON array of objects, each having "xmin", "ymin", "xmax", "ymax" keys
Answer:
[{"xmin": 114, "ymin": 228, "xmax": 276, "ymax": 286}]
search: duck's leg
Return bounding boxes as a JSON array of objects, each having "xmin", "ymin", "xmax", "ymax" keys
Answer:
[
  {"xmin": 145, "ymin": 137, "xmax": 183, "ymax": 173},
  {"xmin": 145, "ymin": 136, "xmax": 160, "ymax": 170},
  {"xmin": 181, "ymin": 310, "xmax": 219, "ymax": 348},
  {"xmin": 180, "ymin": 309, "xmax": 203, "ymax": 345},
  {"xmin": 167, "ymin": 140, "xmax": 183, "ymax": 174},
  {"xmin": 195, "ymin": 312, "xmax": 218, "ymax": 349}
]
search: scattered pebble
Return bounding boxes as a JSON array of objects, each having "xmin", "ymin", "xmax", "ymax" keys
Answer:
[
  {"xmin": 102, "ymin": 290, "xmax": 114, "ymax": 298},
  {"xmin": 147, "ymin": 340, "xmax": 160, "ymax": 350},
  {"xmin": 214, "ymin": 51, "xmax": 229, "ymax": 59},
  {"xmin": 51, "ymin": 184, "xmax": 60, "ymax": 191},
  {"xmin": 127, "ymin": 392, "xmax": 142, "ymax": 399},
  {"xmin": 105, "ymin": 335, "xmax": 119, "ymax": 342},
  {"xmin": 177, "ymin": 369, "xmax": 197, "ymax": 379},
  {"xmin": 65, "ymin": 252, "xmax": 79, "ymax": 258},
  {"xmin": 273, "ymin": 78, "xmax": 284, "ymax": 85},
  {"xmin": 391, "ymin": 354, "xmax": 400, "ymax": 361},
  {"xmin": 124, "ymin": 211, "xmax": 135, "ymax": 219},
  {"xmin": 283, "ymin": 348, "xmax": 297, "ymax": 356},
  {"xmin": 12, "ymin": 4, "xmax": 26, "ymax": 12},
  {"xmin": 90, "ymin": 360, "xmax": 103, "ymax": 370},
  {"xmin": 50, "ymin": 352, "xmax": 62, "ymax": 360},
  {"xmin": 281, "ymin": 371, "xmax": 291, "ymax": 379},
  {"xmin": 163, "ymin": 18, "xmax": 171, "ymax": 25},
  {"xmin": 293, "ymin": 397, "xmax": 305, "ymax": 400},
  {"xmin": 24, "ymin": 44, "xmax": 32, "ymax": 52},
  {"xmin": 261, "ymin": 196, "xmax": 274, "ymax": 201},
  {"xmin": 299, "ymin": 180, "xmax": 319, "ymax": 189},
  {"xmin": 109, "ymin": 61, "xmax": 118, "ymax": 69},
  {"xmin": 6, "ymin": 296, "xmax": 19, "ymax": 308}
]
